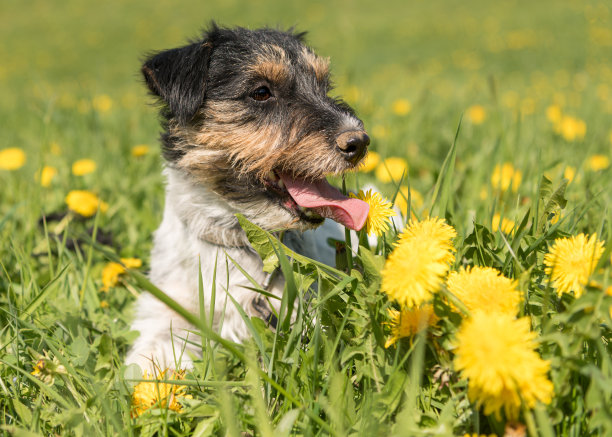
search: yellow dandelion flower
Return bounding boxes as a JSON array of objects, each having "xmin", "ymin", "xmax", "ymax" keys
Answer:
[
  {"xmin": 545, "ymin": 104, "xmax": 562, "ymax": 124},
  {"xmin": 586, "ymin": 154, "xmax": 610, "ymax": 171},
  {"xmin": 101, "ymin": 258, "xmax": 142, "ymax": 291},
  {"xmin": 381, "ymin": 218, "xmax": 456, "ymax": 308},
  {"xmin": 575, "ymin": 119, "xmax": 587, "ymax": 139},
  {"xmin": 394, "ymin": 186, "xmax": 424, "ymax": 216},
  {"xmin": 396, "ymin": 217, "xmax": 457, "ymax": 251},
  {"xmin": 30, "ymin": 351, "xmax": 67, "ymax": 385},
  {"xmin": 549, "ymin": 210, "xmax": 562, "ymax": 225},
  {"xmin": 491, "ymin": 163, "xmax": 511, "ymax": 191},
  {"xmin": 384, "ymin": 305, "xmax": 437, "ymax": 348},
  {"xmin": 349, "ymin": 189, "xmax": 396, "ymax": 236},
  {"xmin": 38, "ymin": 165, "xmax": 57, "ymax": 187},
  {"xmin": 72, "ymin": 158, "xmax": 97, "ymax": 176},
  {"xmin": 132, "ymin": 144, "xmax": 151, "ymax": 157},
  {"xmin": 447, "ymin": 266, "xmax": 523, "ymax": 316},
  {"xmin": 131, "ymin": 369, "xmax": 190, "ymax": 417},
  {"xmin": 491, "ymin": 163, "xmax": 522, "ymax": 192},
  {"xmin": 544, "ymin": 233, "xmax": 605, "ymax": 298},
  {"xmin": 391, "ymin": 99, "xmax": 412, "ymax": 116},
  {"xmin": 92, "ymin": 94, "xmax": 113, "ymax": 113},
  {"xmin": 359, "ymin": 151, "xmax": 380, "ymax": 173},
  {"xmin": 479, "ymin": 186, "xmax": 488, "ymax": 200},
  {"xmin": 511, "ymin": 170, "xmax": 522, "ymax": 191},
  {"xmin": 31, "ymin": 359, "xmax": 44, "ymax": 377},
  {"xmin": 563, "ymin": 166, "xmax": 576, "ymax": 183},
  {"xmin": 375, "ymin": 157, "xmax": 408, "ymax": 183},
  {"xmin": 556, "ymin": 115, "xmax": 586, "ymax": 141},
  {"xmin": 100, "ymin": 300, "xmax": 109, "ymax": 309},
  {"xmin": 65, "ymin": 190, "xmax": 108, "ymax": 217},
  {"xmin": 102, "ymin": 262, "xmax": 124, "ymax": 292},
  {"xmin": 454, "ymin": 312, "xmax": 553, "ymax": 420},
  {"xmin": 122, "ymin": 257, "xmax": 142, "ymax": 269},
  {"xmin": 467, "ymin": 105, "xmax": 486, "ymax": 124},
  {"xmin": 491, "ymin": 213, "xmax": 515, "ymax": 234},
  {"xmin": 0, "ymin": 147, "xmax": 26, "ymax": 170}
]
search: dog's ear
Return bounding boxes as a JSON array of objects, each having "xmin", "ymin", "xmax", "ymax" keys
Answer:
[{"xmin": 141, "ymin": 40, "xmax": 213, "ymax": 124}]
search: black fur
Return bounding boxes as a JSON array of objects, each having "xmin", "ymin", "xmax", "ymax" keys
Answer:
[
  {"xmin": 142, "ymin": 24, "xmax": 368, "ymax": 206},
  {"xmin": 142, "ymin": 41, "xmax": 213, "ymax": 125}
]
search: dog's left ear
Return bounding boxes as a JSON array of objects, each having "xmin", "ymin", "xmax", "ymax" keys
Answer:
[{"xmin": 141, "ymin": 40, "xmax": 213, "ymax": 124}]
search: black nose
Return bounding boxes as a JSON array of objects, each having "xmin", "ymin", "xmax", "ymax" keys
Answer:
[{"xmin": 336, "ymin": 131, "xmax": 370, "ymax": 165}]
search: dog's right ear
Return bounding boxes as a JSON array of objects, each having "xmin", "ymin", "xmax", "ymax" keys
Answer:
[{"xmin": 141, "ymin": 40, "xmax": 213, "ymax": 124}]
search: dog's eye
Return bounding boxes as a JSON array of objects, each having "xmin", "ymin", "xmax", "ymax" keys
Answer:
[{"xmin": 251, "ymin": 86, "xmax": 272, "ymax": 101}]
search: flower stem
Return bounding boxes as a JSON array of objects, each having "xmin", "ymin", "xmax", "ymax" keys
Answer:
[
  {"xmin": 342, "ymin": 177, "xmax": 353, "ymax": 271},
  {"xmin": 438, "ymin": 285, "xmax": 471, "ymax": 317},
  {"xmin": 524, "ymin": 407, "xmax": 538, "ymax": 437}
]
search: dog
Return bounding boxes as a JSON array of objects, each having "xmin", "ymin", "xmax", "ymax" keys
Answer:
[{"xmin": 126, "ymin": 24, "xmax": 371, "ymax": 371}]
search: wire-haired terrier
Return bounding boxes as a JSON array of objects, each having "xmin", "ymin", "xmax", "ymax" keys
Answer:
[{"xmin": 126, "ymin": 24, "xmax": 370, "ymax": 370}]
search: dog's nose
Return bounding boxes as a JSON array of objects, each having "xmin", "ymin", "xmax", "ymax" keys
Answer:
[{"xmin": 336, "ymin": 131, "xmax": 370, "ymax": 165}]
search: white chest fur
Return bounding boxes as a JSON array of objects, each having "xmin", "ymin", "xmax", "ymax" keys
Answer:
[{"xmin": 126, "ymin": 167, "xmax": 340, "ymax": 370}]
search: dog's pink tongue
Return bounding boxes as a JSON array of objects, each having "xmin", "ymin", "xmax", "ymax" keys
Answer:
[{"xmin": 279, "ymin": 173, "xmax": 369, "ymax": 231}]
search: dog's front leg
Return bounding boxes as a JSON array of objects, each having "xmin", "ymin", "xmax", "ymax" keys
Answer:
[
  {"xmin": 126, "ymin": 244, "xmax": 282, "ymax": 371},
  {"xmin": 125, "ymin": 292, "xmax": 198, "ymax": 371}
]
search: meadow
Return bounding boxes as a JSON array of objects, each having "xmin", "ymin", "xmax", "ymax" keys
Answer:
[{"xmin": 1, "ymin": 0, "xmax": 611, "ymax": 435}]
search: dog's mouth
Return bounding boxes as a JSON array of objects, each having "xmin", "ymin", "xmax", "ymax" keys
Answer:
[{"xmin": 262, "ymin": 171, "xmax": 369, "ymax": 231}]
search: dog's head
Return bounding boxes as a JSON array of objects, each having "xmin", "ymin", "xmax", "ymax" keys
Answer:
[{"xmin": 142, "ymin": 24, "xmax": 370, "ymax": 232}]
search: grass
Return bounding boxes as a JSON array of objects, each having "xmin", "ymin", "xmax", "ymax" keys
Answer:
[{"xmin": 1, "ymin": 0, "xmax": 612, "ymax": 435}]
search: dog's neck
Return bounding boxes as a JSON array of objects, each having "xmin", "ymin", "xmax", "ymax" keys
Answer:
[
  {"xmin": 163, "ymin": 167, "xmax": 251, "ymax": 248},
  {"xmin": 193, "ymin": 222, "xmax": 250, "ymax": 248}
]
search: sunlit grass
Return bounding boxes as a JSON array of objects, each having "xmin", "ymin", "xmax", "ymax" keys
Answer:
[{"xmin": 1, "ymin": 0, "xmax": 612, "ymax": 435}]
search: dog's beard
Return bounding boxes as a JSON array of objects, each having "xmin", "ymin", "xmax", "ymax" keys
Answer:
[
  {"xmin": 203, "ymin": 167, "xmax": 368, "ymax": 233},
  {"xmin": 167, "ymin": 117, "xmax": 370, "ymax": 232},
  {"xmin": 214, "ymin": 171, "xmax": 328, "ymax": 232}
]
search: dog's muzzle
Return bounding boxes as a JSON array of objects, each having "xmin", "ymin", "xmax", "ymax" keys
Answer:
[{"xmin": 336, "ymin": 130, "xmax": 370, "ymax": 165}]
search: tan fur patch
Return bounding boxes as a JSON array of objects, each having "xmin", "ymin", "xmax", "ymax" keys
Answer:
[
  {"xmin": 171, "ymin": 98, "xmax": 349, "ymax": 188},
  {"xmin": 301, "ymin": 47, "xmax": 329, "ymax": 82},
  {"xmin": 260, "ymin": 44, "xmax": 288, "ymax": 62},
  {"xmin": 250, "ymin": 61, "xmax": 290, "ymax": 83},
  {"xmin": 251, "ymin": 44, "xmax": 290, "ymax": 83},
  {"xmin": 336, "ymin": 131, "xmax": 358, "ymax": 151}
]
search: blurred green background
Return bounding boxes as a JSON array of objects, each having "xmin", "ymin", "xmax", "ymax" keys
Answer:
[
  {"xmin": 1, "ymin": 0, "xmax": 611, "ymax": 242},
  {"xmin": 3, "ymin": 0, "xmax": 611, "ymax": 146}
]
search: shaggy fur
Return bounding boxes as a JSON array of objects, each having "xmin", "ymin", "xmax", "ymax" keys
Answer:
[{"xmin": 126, "ymin": 24, "xmax": 370, "ymax": 370}]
